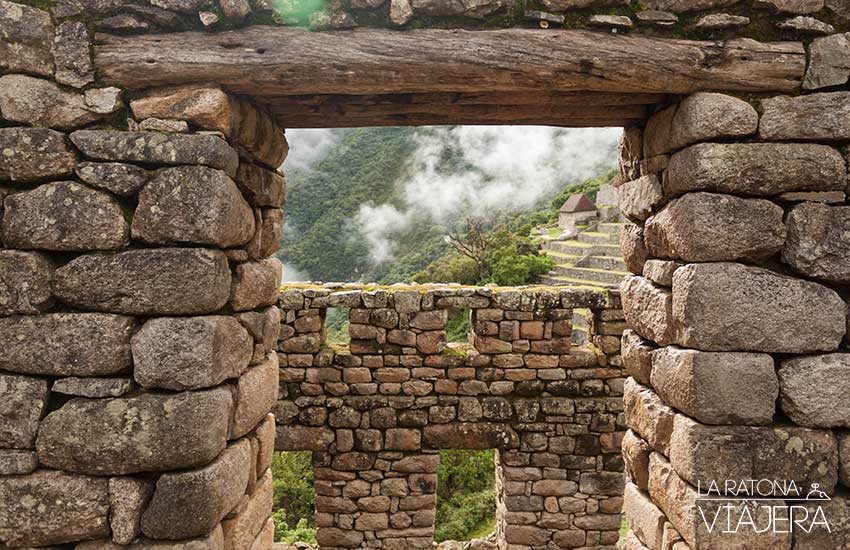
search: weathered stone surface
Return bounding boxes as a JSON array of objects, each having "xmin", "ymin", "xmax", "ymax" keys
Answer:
[
  {"xmin": 761, "ymin": 92, "xmax": 850, "ymax": 140},
  {"xmin": 0, "ymin": 251, "xmax": 53, "ymax": 315},
  {"xmin": 0, "ymin": 373, "xmax": 48, "ymax": 449},
  {"xmin": 70, "ymin": 130, "xmax": 239, "ymax": 177},
  {"xmin": 669, "ymin": 414, "xmax": 838, "ymax": 494},
  {"xmin": 54, "ymin": 20, "xmax": 94, "ymax": 87},
  {"xmin": 778, "ymin": 354, "xmax": 850, "ymax": 428},
  {"xmin": 76, "ymin": 161, "xmax": 149, "ymax": 196},
  {"xmin": 0, "ymin": 0, "xmax": 54, "ymax": 77},
  {"xmin": 664, "ymin": 143, "xmax": 846, "ymax": 197},
  {"xmin": 622, "ymin": 429, "xmax": 650, "ymax": 490},
  {"xmin": 841, "ymin": 432, "xmax": 850, "ymax": 488},
  {"xmin": 236, "ymin": 163, "xmax": 286, "ymax": 207},
  {"xmin": 109, "ymin": 477, "xmax": 155, "ymax": 545},
  {"xmin": 775, "ymin": 14, "xmax": 833, "ymax": 32},
  {"xmin": 389, "ymin": 0, "xmax": 414, "ymax": 24},
  {"xmin": 131, "ymin": 84, "xmax": 288, "ymax": 167},
  {"xmin": 230, "ymin": 257, "xmax": 283, "ymax": 312},
  {"xmin": 783, "ymin": 202, "xmax": 850, "ymax": 283},
  {"xmin": 618, "ymin": 175, "xmax": 663, "ymax": 223},
  {"xmin": 695, "ymin": 12, "xmax": 750, "ymax": 28},
  {"xmin": 624, "ymin": 482, "xmax": 664, "ymax": 550},
  {"xmin": 133, "ymin": 316, "xmax": 252, "ymax": 391},
  {"xmin": 623, "ymin": 378, "xmax": 675, "ymax": 455},
  {"xmin": 620, "ymin": 223, "xmax": 648, "ymax": 275},
  {"xmin": 621, "ymin": 329, "xmax": 655, "ymax": 386},
  {"xmin": 793, "ymin": 494, "xmax": 850, "ymax": 549},
  {"xmin": 76, "ymin": 527, "xmax": 225, "ymax": 550},
  {"xmin": 255, "ymin": 414, "xmax": 275, "ymax": 475},
  {"xmin": 424, "ymin": 423, "xmax": 518, "ymax": 449},
  {"xmin": 277, "ymin": 425, "xmax": 335, "ymax": 451},
  {"xmin": 0, "ymin": 471, "xmax": 109, "ymax": 546},
  {"xmin": 644, "ymin": 192, "xmax": 785, "ymax": 262},
  {"xmin": 245, "ymin": 207, "xmax": 283, "ymax": 259},
  {"xmin": 411, "ymin": 0, "xmax": 509, "ymax": 18},
  {"xmin": 142, "ymin": 440, "xmax": 251, "ymax": 539},
  {"xmin": 620, "ymin": 276, "xmax": 674, "ymax": 346},
  {"xmin": 232, "ymin": 354, "xmax": 280, "ymax": 439},
  {"xmin": 0, "ymin": 75, "xmax": 118, "ymax": 129},
  {"xmin": 804, "ymin": 32, "xmax": 850, "ymax": 90},
  {"xmin": 37, "ymin": 388, "xmax": 233, "ymax": 475},
  {"xmin": 755, "ymin": 0, "xmax": 824, "ymax": 12},
  {"xmin": 642, "ymin": 259, "xmax": 681, "ymax": 287},
  {"xmin": 672, "ymin": 262, "xmax": 846, "ymax": 353},
  {"xmin": 644, "ymin": 93, "xmax": 758, "ymax": 157},
  {"xmin": 648, "ymin": 452, "xmax": 793, "ymax": 550},
  {"xmin": 54, "ymin": 248, "xmax": 232, "ymax": 315},
  {"xmin": 133, "ymin": 166, "xmax": 254, "ymax": 247},
  {"xmin": 642, "ymin": 0, "xmax": 738, "ymax": 11},
  {"xmin": 651, "ymin": 346, "xmax": 777, "ymax": 425},
  {"xmin": 2, "ymin": 181, "xmax": 129, "ymax": 251},
  {"xmin": 53, "ymin": 376, "xmax": 134, "ymax": 398},
  {"xmin": 0, "ymin": 449, "xmax": 37, "ymax": 475},
  {"xmin": 0, "ymin": 128, "xmax": 77, "ymax": 182},
  {"xmin": 0, "ymin": 313, "xmax": 135, "ymax": 376},
  {"xmin": 138, "ymin": 117, "xmax": 189, "ymax": 132},
  {"xmin": 222, "ymin": 470, "xmax": 273, "ymax": 550}
]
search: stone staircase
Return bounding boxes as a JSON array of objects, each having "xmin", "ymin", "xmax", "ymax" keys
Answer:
[{"xmin": 540, "ymin": 222, "xmax": 629, "ymax": 289}]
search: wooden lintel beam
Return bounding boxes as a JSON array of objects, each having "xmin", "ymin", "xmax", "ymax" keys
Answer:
[{"xmin": 94, "ymin": 27, "xmax": 805, "ymax": 99}]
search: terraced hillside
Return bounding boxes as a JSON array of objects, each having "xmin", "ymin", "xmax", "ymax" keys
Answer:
[{"xmin": 540, "ymin": 221, "xmax": 629, "ymax": 290}]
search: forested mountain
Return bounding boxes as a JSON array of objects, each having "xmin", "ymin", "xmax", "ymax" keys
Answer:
[{"xmin": 277, "ymin": 126, "xmax": 619, "ymax": 285}]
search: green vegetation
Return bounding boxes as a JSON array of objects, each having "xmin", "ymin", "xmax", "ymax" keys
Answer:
[
  {"xmin": 271, "ymin": 452, "xmax": 317, "ymax": 543},
  {"xmin": 435, "ymin": 449, "xmax": 497, "ymax": 542}
]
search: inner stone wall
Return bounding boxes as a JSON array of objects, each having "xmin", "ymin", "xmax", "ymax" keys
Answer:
[
  {"xmin": 616, "ymin": 90, "xmax": 850, "ymax": 549},
  {"xmin": 274, "ymin": 283, "xmax": 627, "ymax": 550}
]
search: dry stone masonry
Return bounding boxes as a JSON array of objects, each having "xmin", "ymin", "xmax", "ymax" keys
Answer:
[
  {"xmin": 274, "ymin": 284, "xmax": 627, "ymax": 550},
  {"xmin": 617, "ymin": 89, "xmax": 850, "ymax": 550},
  {"xmin": 3, "ymin": 1, "xmax": 850, "ymax": 550}
]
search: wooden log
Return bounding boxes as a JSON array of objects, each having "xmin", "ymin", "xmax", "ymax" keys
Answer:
[
  {"xmin": 95, "ymin": 27, "xmax": 806, "ymax": 98},
  {"xmin": 274, "ymin": 114, "xmax": 644, "ymax": 128}
]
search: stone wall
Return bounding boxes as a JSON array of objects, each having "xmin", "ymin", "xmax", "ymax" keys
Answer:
[
  {"xmin": 0, "ymin": 20, "xmax": 287, "ymax": 547},
  {"xmin": 274, "ymin": 283, "xmax": 628, "ymax": 550},
  {"xmin": 616, "ymin": 90, "xmax": 850, "ymax": 549}
]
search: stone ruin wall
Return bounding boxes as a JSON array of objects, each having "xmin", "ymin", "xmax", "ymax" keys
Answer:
[
  {"xmin": 615, "ymin": 90, "xmax": 850, "ymax": 549},
  {"xmin": 3, "ymin": 0, "xmax": 850, "ymax": 550},
  {"xmin": 273, "ymin": 284, "xmax": 627, "ymax": 550}
]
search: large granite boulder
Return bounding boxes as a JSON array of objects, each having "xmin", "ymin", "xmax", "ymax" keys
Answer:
[
  {"xmin": 620, "ymin": 276, "xmax": 674, "ymax": 346},
  {"xmin": 778, "ymin": 353, "xmax": 850, "ymax": 428},
  {"xmin": 0, "ymin": 373, "xmax": 49, "ymax": 448},
  {"xmin": 651, "ymin": 346, "xmax": 777, "ymax": 425},
  {"xmin": 36, "ymin": 388, "xmax": 233, "ymax": 475},
  {"xmin": 672, "ymin": 262, "xmax": 846, "ymax": 353},
  {"xmin": 620, "ymin": 224, "xmax": 648, "ymax": 275},
  {"xmin": 236, "ymin": 163, "xmax": 287, "ymax": 207},
  {"xmin": 804, "ymin": 32, "xmax": 850, "ymax": 90},
  {"xmin": 0, "ymin": 471, "xmax": 109, "ymax": 546},
  {"xmin": 70, "ymin": 130, "xmax": 239, "ymax": 177},
  {"xmin": 644, "ymin": 92, "xmax": 758, "ymax": 157},
  {"xmin": 644, "ymin": 192, "xmax": 785, "ymax": 262},
  {"xmin": 0, "ymin": 313, "xmax": 135, "ymax": 376},
  {"xmin": 133, "ymin": 316, "xmax": 253, "ymax": 391},
  {"xmin": 761, "ymin": 91, "xmax": 850, "ymax": 140},
  {"xmin": 231, "ymin": 354, "xmax": 279, "ymax": 439},
  {"xmin": 0, "ymin": 250, "xmax": 53, "ymax": 315},
  {"xmin": 783, "ymin": 202, "xmax": 850, "ymax": 283},
  {"xmin": 0, "ymin": 75, "xmax": 119, "ymax": 129},
  {"xmin": 0, "ymin": 128, "xmax": 76, "ymax": 182},
  {"xmin": 76, "ymin": 527, "xmax": 224, "ymax": 550},
  {"xmin": 53, "ymin": 248, "xmax": 232, "ymax": 315},
  {"xmin": 229, "ymin": 257, "xmax": 283, "ymax": 312},
  {"xmin": 669, "ymin": 414, "xmax": 838, "ymax": 495},
  {"xmin": 623, "ymin": 378, "xmax": 675, "ymax": 456},
  {"xmin": 75, "ymin": 162, "xmax": 149, "ymax": 196},
  {"xmin": 141, "ymin": 440, "xmax": 252, "ymax": 539},
  {"xmin": 664, "ymin": 143, "xmax": 845, "ymax": 197},
  {"xmin": 2, "ymin": 181, "xmax": 130, "ymax": 251},
  {"xmin": 133, "ymin": 166, "xmax": 254, "ymax": 247},
  {"xmin": 0, "ymin": 0, "xmax": 54, "ymax": 77}
]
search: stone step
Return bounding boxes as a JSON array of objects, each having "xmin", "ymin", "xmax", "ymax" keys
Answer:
[
  {"xmin": 579, "ymin": 255, "xmax": 627, "ymax": 271},
  {"xmin": 545, "ymin": 240, "xmax": 622, "ymax": 257},
  {"xmin": 539, "ymin": 274, "xmax": 614, "ymax": 290},
  {"xmin": 577, "ymin": 231, "xmax": 620, "ymax": 245},
  {"xmin": 551, "ymin": 266, "xmax": 630, "ymax": 285},
  {"xmin": 597, "ymin": 222, "xmax": 625, "ymax": 236}
]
